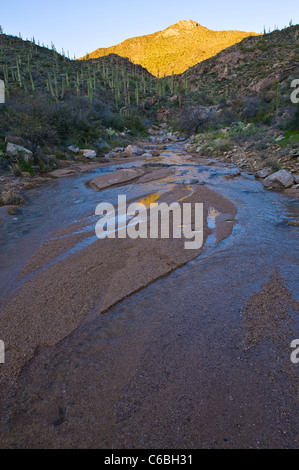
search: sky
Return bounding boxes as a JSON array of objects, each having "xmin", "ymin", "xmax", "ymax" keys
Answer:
[{"xmin": 1, "ymin": 0, "xmax": 298, "ymax": 58}]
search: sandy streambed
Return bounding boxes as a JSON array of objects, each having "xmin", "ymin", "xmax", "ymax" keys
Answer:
[{"xmin": 0, "ymin": 172, "xmax": 236, "ymax": 403}]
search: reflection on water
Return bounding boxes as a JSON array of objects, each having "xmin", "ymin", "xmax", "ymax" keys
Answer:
[{"xmin": 207, "ymin": 208, "xmax": 221, "ymax": 229}]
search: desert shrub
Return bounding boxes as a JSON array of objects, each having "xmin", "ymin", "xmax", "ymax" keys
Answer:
[
  {"xmin": 171, "ymin": 106, "xmax": 217, "ymax": 134},
  {"xmin": 0, "ymin": 94, "xmax": 111, "ymax": 147},
  {"xmin": 213, "ymin": 138, "xmax": 234, "ymax": 152},
  {"xmin": 286, "ymin": 104, "xmax": 299, "ymax": 130},
  {"xmin": 242, "ymin": 96, "xmax": 273, "ymax": 124},
  {"xmin": 124, "ymin": 114, "xmax": 147, "ymax": 133},
  {"xmin": 171, "ymin": 104, "xmax": 238, "ymax": 135},
  {"xmin": 242, "ymin": 97, "xmax": 265, "ymax": 119}
]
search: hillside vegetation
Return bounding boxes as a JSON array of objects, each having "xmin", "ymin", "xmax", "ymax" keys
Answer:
[
  {"xmin": 168, "ymin": 25, "xmax": 299, "ymax": 179},
  {"xmin": 177, "ymin": 25, "xmax": 299, "ymax": 101},
  {"xmin": 0, "ymin": 32, "xmax": 168, "ymax": 174},
  {"xmin": 0, "ymin": 24, "xmax": 298, "ymax": 189},
  {"xmin": 82, "ymin": 20, "xmax": 258, "ymax": 76}
]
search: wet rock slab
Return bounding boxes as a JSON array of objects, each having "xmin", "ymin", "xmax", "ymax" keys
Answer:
[{"xmin": 89, "ymin": 168, "xmax": 145, "ymax": 190}]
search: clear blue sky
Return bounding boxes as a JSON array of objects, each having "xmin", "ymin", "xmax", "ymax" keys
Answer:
[{"xmin": 1, "ymin": 0, "xmax": 298, "ymax": 58}]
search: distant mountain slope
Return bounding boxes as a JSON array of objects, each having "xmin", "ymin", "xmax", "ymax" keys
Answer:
[
  {"xmin": 81, "ymin": 20, "xmax": 259, "ymax": 76},
  {"xmin": 176, "ymin": 25, "xmax": 299, "ymax": 100}
]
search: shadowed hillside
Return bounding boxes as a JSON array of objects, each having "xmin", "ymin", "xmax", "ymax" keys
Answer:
[
  {"xmin": 176, "ymin": 25, "xmax": 299, "ymax": 101},
  {"xmin": 0, "ymin": 33, "xmax": 164, "ymax": 174},
  {"xmin": 81, "ymin": 20, "xmax": 258, "ymax": 76},
  {"xmin": 168, "ymin": 25, "xmax": 299, "ymax": 181}
]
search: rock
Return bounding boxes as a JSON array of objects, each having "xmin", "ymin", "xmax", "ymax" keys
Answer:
[
  {"xmin": 7, "ymin": 206, "xmax": 20, "ymax": 215},
  {"xmin": 263, "ymin": 169, "xmax": 294, "ymax": 189},
  {"xmin": 256, "ymin": 168, "xmax": 273, "ymax": 178},
  {"xmin": 0, "ymin": 189, "xmax": 25, "ymax": 206},
  {"xmin": 184, "ymin": 144, "xmax": 193, "ymax": 151},
  {"xmin": 6, "ymin": 143, "xmax": 33, "ymax": 163},
  {"xmin": 141, "ymin": 153, "xmax": 153, "ymax": 158},
  {"xmin": 6, "ymin": 136, "xmax": 31, "ymax": 148},
  {"xmin": 274, "ymin": 135, "xmax": 285, "ymax": 142},
  {"xmin": 108, "ymin": 152, "xmax": 120, "ymax": 158},
  {"xmin": 245, "ymin": 142, "xmax": 254, "ymax": 150},
  {"xmin": 80, "ymin": 149, "xmax": 97, "ymax": 159},
  {"xmin": 124, "ymin": 145, "xmax": 144, "ymax": 157},
  {"xmin": 196, "ymin": 146, "xmax": 202, "ymax": 153},
  {"xmin": 175, "ymin": 178, "xmax": 199, "ymax": 185},
  {"xmin": 96, "ymin": 141, "xmax": 111, "ymax": 151},
  {"xmin": 150, "ymin": 96, "xmax": 159, "ymax": 106},
  {"xmin": 294, "ymin": 175, "xmax": 299, "ymax": 184},
  {"xmin": 89, "ymin": 168, "xmax": 144, "ymax": 191},
  {"xmin": 287, "ymin": 217, "xmax": 299, "ymax": 227},
  {"xmin": 48, "ymin": 168, "xmax": 77, "ymax": 178},
  {"xmin": 231, "ymin": 169, "xmax": 241, "ymax": 177},
  {"xmin": 169, "ymin": 95, "xmax": 179, "ymax": 103},
  {"xmin": 157, "ymin": 107, "xmax": 171, "ymax": 122},
  {"xmin": 67, "ymin": 145, "xmax": 80, "ymax": 153}
]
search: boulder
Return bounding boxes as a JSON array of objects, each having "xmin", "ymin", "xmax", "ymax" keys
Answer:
[
  {"xmin": 6, "ymin": 136, "xmax": 31, "ymax": 147},
  {"xmin": 256, "ymin": 168, "xmax": 273, "ymax": 178},
  {"xmin": 89, "ymin": 168, "xmax": 144, "ymax": 191},
  {"xmin": 48, "ymin": 168, "xmax": 77, "ymax": 178},
  {"xmin": 67, "ymin": 145, "xmax": 80, "ymax": 154},
  {"xmin": 80, "ymin": 149, "xmax": 97, "ymax": 159},
  {"xmin": 287, "ymin": 217, "xmax": 299, "ymax": 227},
  {"xmin": 231, "ymin": 169, "xmax": 241, "ymax": 177},
  {"xmin": 263, "ymin": 169, "xmax": 294, "ymax": 189},
  {"xmin": 6, "ymin": 143, "xmax": 33, "ymax": 163},
  {"xmin": 0, "ymin": 189, "xmax": 25, "ymax": 206},
  {"xmin": 124, "ymin": 145, "xmax": 144, "ymax": 157}
]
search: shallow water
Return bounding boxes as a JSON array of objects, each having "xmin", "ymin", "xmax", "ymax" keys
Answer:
[
  {"xmin": 0, "ymin": 138, "xmax": 298, "ymax": 448},
  {"xmin": 1, "ymin": 142, "xmax": 298, "ymax": 300}
]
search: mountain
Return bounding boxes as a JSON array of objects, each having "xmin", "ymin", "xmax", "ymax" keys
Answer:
[
  {"xmin": 81, "ymin": 20, "xmax": 259, "ymax": 76},
  {"xmin": 176, "ymin": 25, "xmax": 299, "ymax": 102}
]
